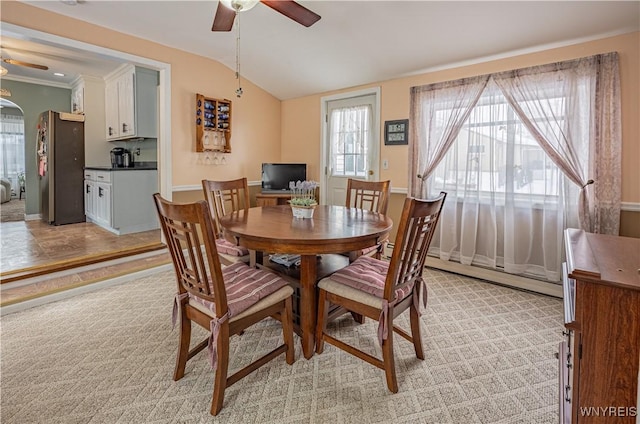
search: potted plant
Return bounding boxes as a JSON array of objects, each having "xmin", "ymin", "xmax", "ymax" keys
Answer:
[{"xmin": 289, "ymin": 180, "xmax": 318, "ymax": 218}]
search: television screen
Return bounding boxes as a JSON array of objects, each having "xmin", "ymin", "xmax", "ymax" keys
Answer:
[{"xmin": 261, "ymin": 163, "xmax": 307, "ymax": 193}]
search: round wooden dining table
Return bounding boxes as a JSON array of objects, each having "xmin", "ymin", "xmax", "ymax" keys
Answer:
[{"xmin": 219, "ymin": 204, "xmax": 393, "ymax": 359}]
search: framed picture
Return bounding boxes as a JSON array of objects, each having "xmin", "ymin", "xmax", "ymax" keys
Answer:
[{"xmin": 384, "ymin": 119, "xmax": 408, "ymax": 145}]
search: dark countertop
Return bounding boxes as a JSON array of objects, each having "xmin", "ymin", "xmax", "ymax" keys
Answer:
[{"xmin": 85, "ymin": 162, "xmax": 158, "ymax": 171}]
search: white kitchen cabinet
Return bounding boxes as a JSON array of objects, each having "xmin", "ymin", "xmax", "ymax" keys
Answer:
[
  {"xmin": 84, "ymin": 170, "xmax": 111, "ymax": 227},
  {"xmin": 104, "ymin": 64, "xmax": 158, "ymax": 141},
  {"xmin": 83, "ymin": 168, "xmax": 158, "ymax": 235},
  {"xmin": 95, "ymin": 182, "xmax": 112, "ymax": 228},
  {"xmin": 105, "ymin": 79, "xmax": 119, "ymax": 139},
  {"xmin": 84, "ymin": 171, "xmax": 96, "ymax": 221}
]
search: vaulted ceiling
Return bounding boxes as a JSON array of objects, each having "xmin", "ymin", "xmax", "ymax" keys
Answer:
[{"xmin": 3, "ymin": 1, "xmax": 639, "ymax": 100}]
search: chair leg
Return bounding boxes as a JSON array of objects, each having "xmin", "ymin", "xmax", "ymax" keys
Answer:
[
  {"xmin": 210, "ymin": 325, "xmax": 230, "ymax": 416},
  {"xmin": 283, "ymin": 297, "xmax": 295, "ymax": 365},
  {"xmin": 350, "ymin": 312, "xmax": 365, "ymax": 324},
  {"xmin": 173, "ymin": 308, "xmax": 191, "ymax": 381},
  {"xmin": 315, "ymin": 289, "xmax": 329, "ymax": 354},
  {"xmin": 409, "ymin": 302, "xmax": 424, "ymax": 360},
  {"xmin": 381, "ymin": 313, "xmax": 398, "ymax": 393}
]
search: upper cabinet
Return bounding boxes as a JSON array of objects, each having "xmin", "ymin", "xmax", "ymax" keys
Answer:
[{"xmin": 105, "ymin": 65, "xmax": 158, "ymax": 141}]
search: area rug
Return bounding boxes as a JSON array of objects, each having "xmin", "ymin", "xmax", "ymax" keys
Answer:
[
  {"xmin": 0, "ymin": 268, "xmax": 563, "ymax": 423},
  {"xmin": 0, "ymin": 198, "xmax": 25, "ymax": 222}
]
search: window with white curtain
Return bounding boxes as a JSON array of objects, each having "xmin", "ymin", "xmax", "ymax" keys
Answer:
[
  {"xmin": 432, "ymin": 92, "xmax": 566, "ymax": 198},
  {"xmin": 329, "ymin": 105, "xmax": 371, "ymax": 178},
  {"xmin": 0, "ymin": 113, "xmax": 25, "ymax": 194},
  {"xmin": 427, "ymin": 81, "xmax": 577, "ymax": 281},
  {"xmin": 410, "ymin": 53, "xmax": 621, "ymax": 284}
]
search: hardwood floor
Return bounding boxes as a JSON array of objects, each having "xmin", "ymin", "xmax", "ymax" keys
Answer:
[{"xmin": 0, "ymin": 220, "xmax": 167, "ymax": 307}]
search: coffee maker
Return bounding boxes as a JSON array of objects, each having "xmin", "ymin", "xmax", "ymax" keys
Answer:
[{"xmin": 110, "ymin": 147, "xmax": 126, "ymax": 168}]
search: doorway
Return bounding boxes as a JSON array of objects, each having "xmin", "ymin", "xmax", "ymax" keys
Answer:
[
  {"xmin": 0, "ymin": 99, "xmax": 25, "ymax": 222},
  {"xmin": 320, "ymin": 88, "xmax": 380, "ymax": 205},
  {"xmin": 0, "ymin": 23, "xmax": 171, "ymax": 276}
]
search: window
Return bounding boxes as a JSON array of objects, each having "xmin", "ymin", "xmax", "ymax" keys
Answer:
[
  {"xmin": 410, "ymin": 53, "xmax": 621, "ymax": 284},
  {"xmin": 0, "ymin": 113, "xmax": 25, "ymax": 194},
  {"xmin": 329, "ymin": 105, "xmax": 371, "ymax": 178},
  {"xmin": 429, "ymin": 85, "xmax": 564, "ymax": 202}
]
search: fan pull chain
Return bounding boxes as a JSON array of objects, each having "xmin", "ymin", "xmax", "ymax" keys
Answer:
[{"xmin": 235, "ymin": 10, "xmax": 243, "ymax": 98}]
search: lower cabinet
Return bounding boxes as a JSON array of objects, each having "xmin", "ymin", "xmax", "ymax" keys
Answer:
[
  {"xmin": 95, "ymin": 182, "xmax": 112, "ymax": 228},
  {"xmin": 84, "ymin": 168, "xmax": 158, "ymax": 235}
]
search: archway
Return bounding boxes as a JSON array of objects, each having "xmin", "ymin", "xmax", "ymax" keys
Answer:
[{"xmin": 0, "ymin": 97, "xmax": 26, "ymax": 221}]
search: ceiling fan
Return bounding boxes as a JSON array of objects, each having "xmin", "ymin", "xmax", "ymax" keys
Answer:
[
  {"xmin": 212, "ymin": 0, "xmax": 321, "ymax": 31},
  {"xmin": 2, "ymin": 58, "xmax": 49, "ymax": 71}
]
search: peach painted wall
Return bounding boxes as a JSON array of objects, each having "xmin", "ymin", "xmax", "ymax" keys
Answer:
[
  {"xmin": 1, "ymin": 1, "xmax": 282, "ymax": 187},
  {"xmin": 282, "ymin": 32, "xmax": 640, "ymax": 206}
]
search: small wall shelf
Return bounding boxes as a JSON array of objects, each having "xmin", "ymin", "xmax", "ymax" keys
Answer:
[{"xmin": 195, "ymin": 93, "xmax": 232, "ymax": 153}]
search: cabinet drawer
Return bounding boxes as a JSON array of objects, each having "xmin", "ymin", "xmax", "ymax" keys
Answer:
[
  {"xmin": 84, "ymin": 170, "xmax": 96, "ymax": 181},
  {"xmin": 94, "ymin": 171, "xmax": 111, "ymax": 183}
]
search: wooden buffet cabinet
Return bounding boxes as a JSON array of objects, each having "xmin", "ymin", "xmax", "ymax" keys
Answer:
[{"xmin": 561, "ymin": 228, "xmax": 639, "ymax": 423}]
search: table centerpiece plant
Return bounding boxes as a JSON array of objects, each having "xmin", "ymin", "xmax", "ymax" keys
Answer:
[{"xmin": 289, "ymin": 180, "xmax": 318, "ymax": 218}]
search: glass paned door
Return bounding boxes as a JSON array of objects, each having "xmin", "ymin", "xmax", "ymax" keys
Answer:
[{"xmin": 325, "ymin": 93, "xmax": 377, "ymax": 205}]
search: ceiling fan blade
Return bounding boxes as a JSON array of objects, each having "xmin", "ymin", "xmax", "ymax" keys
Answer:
[
  {"xmin": 261, "ymin": 1, "xmax": 321, "ymax": 27},
  {"xmin": 2, "ymin": 58, "xmax": 49, "ymax": 71},
  {"xmin": 212, "ymin": 2, "xmax": 236, "ymax": 31}
]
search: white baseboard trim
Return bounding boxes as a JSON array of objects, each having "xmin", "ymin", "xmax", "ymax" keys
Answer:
[
  {"xmin": 0, "ymin": 263, "xmax": 172, "ymax": 316},
  {"xmin": 424, "ymin": 257, "xmax": 563, "ymax": 298}
]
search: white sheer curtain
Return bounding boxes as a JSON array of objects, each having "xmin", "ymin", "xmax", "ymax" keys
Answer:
[
  {"xmin": 493, "ymin": 53, "xmax": 621, "ymax": 234},
  {"xmin": 0, "ymin": 114, "xmax": 25, "ymax": 193},
  {"xmin": 330, "ymin": 104, "xmax": 373, "ymax": 178},
  {"xmin": 409, "ymin": 76, "xmax": 489, "ymax": 198},
  {"xmin": 409, "ymin": 53, "xmax": 621, "ymax": 283}
]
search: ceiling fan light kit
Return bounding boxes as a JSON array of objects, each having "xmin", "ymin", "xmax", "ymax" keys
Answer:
[
  {"xmin": 211, "ymin": 1, "xmax": 321, "ymax": 98},
  {"xmin": 220, "ymin": 0, "xmax": 259, "ymax": 12},
  {"xmin": 212, "ymin": 1, "xmax": 321, "ymax": 31}
]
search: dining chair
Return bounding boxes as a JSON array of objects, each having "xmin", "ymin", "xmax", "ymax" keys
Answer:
[
  {"xmin": 153, "ymin": 193, "xmax": 295, "ymax": 415},
  {"xmin": 345, "ymin": 178, "xmax": 391, "ymax": 259},
  {"xmin": 202, "ymin": 178, "xmax": 251, "ymax": 265},
  {"xmin": 315, "ymin": 192, "xmax": 446, "ymax": 393}
]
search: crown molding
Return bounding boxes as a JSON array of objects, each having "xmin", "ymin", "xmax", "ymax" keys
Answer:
[{"xmin": 1, "ymin": 74, "xmax": 71, "ymax": 89}]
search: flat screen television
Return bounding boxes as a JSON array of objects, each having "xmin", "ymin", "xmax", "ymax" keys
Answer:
[{"xmin": 261, "ymin": 163, "xmax": 307, "ymax": 193}]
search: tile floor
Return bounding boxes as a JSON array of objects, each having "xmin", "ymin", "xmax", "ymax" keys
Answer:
[
  {"xmin": 1, "ymin": 220, "xmax": 161, "ymax": 274},
  {"xmin": 0, "ymin": 220, "xmax": 166, "ymax": 306}
]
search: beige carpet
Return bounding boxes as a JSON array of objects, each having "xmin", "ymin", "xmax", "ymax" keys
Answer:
[
  {"xmin": 0, "ymin": 268, "xmax": 563, "ymax": 423},
  {"xmin": 0, "ymin": 198, "xmax": 25, "ymax": 223}
]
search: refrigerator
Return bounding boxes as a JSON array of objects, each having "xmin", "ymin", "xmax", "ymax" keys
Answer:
[{"xmin": 37, "ymin": 111, "xmax": 86, "ymax": 225}]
